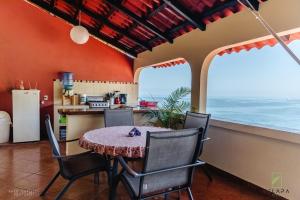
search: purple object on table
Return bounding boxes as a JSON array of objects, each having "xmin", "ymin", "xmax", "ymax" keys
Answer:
[
  {"xmin": 128, "ymin": 128, "xmax": 135, "ymax": 137},
  {"xmin": 128, "ymin": 127, "xmax": 141, "ymax": 137},
  {"xmin": 134, "ymin": 128, "xmax": 141, "ymax": 136}
]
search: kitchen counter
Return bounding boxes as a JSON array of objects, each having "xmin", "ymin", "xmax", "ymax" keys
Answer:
[{"xmin": 58, "ymin": 107, "xmax": 157, "ymax": 115}]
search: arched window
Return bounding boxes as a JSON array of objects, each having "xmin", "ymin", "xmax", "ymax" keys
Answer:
[
  {"xmin": 138, "ymin": 62, "xmax": 191, "ymax": 106},
  {"xmin": 207, "ymin": 40, "xmax": 300, "ymax": 133}
]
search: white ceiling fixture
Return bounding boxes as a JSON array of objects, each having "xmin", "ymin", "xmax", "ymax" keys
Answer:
[{"xmin": 70, "ymin": 11, "xmax": 89, "ymax": 44}]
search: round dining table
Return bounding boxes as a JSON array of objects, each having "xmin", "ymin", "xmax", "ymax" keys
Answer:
[
  {"xmin": 79, "ymin": 126, "xmax": 170, "ymax": 200},
  {"xmin": 79, "ymin": 126, "xmax": 170, "ymax": 158}
]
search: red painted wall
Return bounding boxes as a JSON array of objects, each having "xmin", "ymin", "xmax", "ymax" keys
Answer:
[{"xmin": 0, "ymin": 1, "xmax": 133, "ymax": 138}]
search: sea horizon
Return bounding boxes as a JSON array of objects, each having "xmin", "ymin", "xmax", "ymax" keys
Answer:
[{"xmin": 139, "ymin": 96, "xmax": 300, "ymax": 134}]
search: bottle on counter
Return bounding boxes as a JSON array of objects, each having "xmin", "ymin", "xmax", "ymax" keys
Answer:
[
  {"xmin": 19, "ymin": 80, "xmax": 25, "ymax": 90},
  {"xmin": 114, "ymin": 96, "xmax": 120, "ymax": 104},
  {"xmin": 119, "ymin": 93, "xmax": 127, "ymax": 104},
  {"xmin": 110, "ymin": 98, "xmax": 114, "ymax": 106}
]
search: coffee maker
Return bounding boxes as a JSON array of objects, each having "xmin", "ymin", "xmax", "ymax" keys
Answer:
[{"xmin": 119, "ymin": 94, "xmax": 127, "ymax": 104}]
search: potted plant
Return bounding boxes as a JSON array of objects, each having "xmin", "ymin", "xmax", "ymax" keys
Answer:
[
  {"xmin": 145, "ymin": 87, "xmax": 191, "ymax": 129},
  {"xmin": 106, "ymin": 91, "xmax": 120, "ymax": 105}
]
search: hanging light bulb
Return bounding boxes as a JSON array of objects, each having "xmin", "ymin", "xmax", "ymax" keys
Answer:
[
  {"xmin": 70, "ymin": 11, "xmax": 89, "ymax": 44},
  {"xmin": 70, "ymin": 26, "xmax": 89, "ymax": 44}
]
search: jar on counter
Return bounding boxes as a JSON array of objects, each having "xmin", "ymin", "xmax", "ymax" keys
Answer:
[
  {"xmin": 71, "ymin": 94, "xmax": 79, "ymax": 105},
  {"xmin": 80, "ymin": 94, "xmax": 87, "ymax": 105}
]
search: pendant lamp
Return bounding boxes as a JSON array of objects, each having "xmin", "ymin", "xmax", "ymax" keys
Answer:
[{"xmin": 70, "ymin": 11, "xmax": 89, "ymax": 44}]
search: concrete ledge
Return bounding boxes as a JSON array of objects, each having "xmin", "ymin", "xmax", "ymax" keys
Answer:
[{"xmin": 210, "ymin": 119, "xmax": 300, "ymax": 145}]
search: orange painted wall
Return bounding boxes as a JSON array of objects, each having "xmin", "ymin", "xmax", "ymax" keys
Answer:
[{"xmin": 0, "ymin": 1, "xmax": 133, "ymax": 138}]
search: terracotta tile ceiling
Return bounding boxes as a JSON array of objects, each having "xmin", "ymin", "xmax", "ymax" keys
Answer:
[{"xmin": 27, "ymin": 0, "xmax": 267, "ymax": 57}]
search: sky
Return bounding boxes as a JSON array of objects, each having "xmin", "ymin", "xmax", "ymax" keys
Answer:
[
  {"xmin": 139, "ymin": 40, "xmax": 300, "ymax": 99},
  {"xmin": 208, "ymin": 40, "xmax": 300, "ymax": 99},
  {"xmin": 139, "ymin": 65, "xmax": 191, "ymax": 98}
]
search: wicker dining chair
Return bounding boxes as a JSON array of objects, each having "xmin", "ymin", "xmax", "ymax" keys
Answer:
[
  {"xmin": 183, "ymin": 111, "xmax": 212, "ymax": 181},
  {"xmin": 104, "ymin": 109, "xmax": 134, "ymax": 127},
  {"xmin": 41, "ymin": 115, "xmax": 110, "ymax": 200},
  {"xmin": 111, "ymin": 128, "xmax": 205, "ymax": 200}
]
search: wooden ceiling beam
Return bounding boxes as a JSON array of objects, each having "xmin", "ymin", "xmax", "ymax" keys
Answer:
[
  {"xmin": 147, "ymin": 2, "xmax": 168, "ymax": 18},
  {"xmin": 98, "ymin": 7, "xmax": 115, "ymax": 30},
  {"xmin": 201, "ymin": 0, "xmax": 239, "ymax": 19},
  {"xmin": 67, "ymin": 0, "xmax": 151, "ymax": 50},
  {"xmin": 78, "ymin": 6, "xmax": 152, "ymax": 51},
  {"xmin": 88, "ymin": 29, "xmax": 137, "ymax": 57},
  {"xmin": 240, "ymin": 0, "xmax": 259, "ymax": 11},
  {"xmin": 104, "ymin": 0, "xmax": 173, "ymax": 43},
  {"xmin": 73, "ymin": 0, "xmax": 82, "ymax": 20},
  {"xmin": 147, "ymin": 20, "xmax": 189, "ymax": 45},
  {"xmin": 162, "ymin": 0, "xmax": 206, "ymax": 31},
  {"xmin": 28, "ymin": 0, "xmax": 137, "ymax": 58},
  {"xmin": 50, "ymin": 0, "xmax": 55, "ymax": 8},
  {"xmin": 147, "ymin": 0, "xmax": 261, "ymax": 47},
  {"xmin": 169, "ymin": 21, "xmax": 190, "ymax": 34}
]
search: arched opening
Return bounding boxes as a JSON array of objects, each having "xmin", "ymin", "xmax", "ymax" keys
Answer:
[
  {"xmin": 200, "ymin": 29, "xmax": 300, "ymax": 132},
  {"xmin": 200, "ymin": 28, "xmax": 300, "ymax": 113},
  {"xmin": 134, "ymin": 58, "xmax": 192, "ymax": 109}
]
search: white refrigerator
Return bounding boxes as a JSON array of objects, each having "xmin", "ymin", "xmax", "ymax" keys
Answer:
[{"xmin": 12, "ymin": 90, "xmax": 40, "ymax": 143}]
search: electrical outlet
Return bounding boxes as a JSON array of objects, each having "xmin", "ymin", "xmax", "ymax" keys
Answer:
[{"xmin": 43, "ymin": 95, "xmax": 48, "ymax": 101}]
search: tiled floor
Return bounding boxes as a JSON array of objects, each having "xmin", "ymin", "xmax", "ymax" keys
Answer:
[{"xmin": 0, "ymin": 142, "xmax": 274, "ymax": 200}]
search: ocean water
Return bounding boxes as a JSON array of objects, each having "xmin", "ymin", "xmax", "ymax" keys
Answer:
[
  {"xmin": 207, "ymin": 98, "xmax": 300, "ymax": 133},
  {"xmin": 140, "ymin": 96, "xmax": 300, "ymax": 133}
]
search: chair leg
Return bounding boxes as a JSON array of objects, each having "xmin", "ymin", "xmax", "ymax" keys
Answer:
[
  {"xmin": 40, "ymin": 171, "xmax": 60, "ymax": 196},
  {"xmin": 55, "ymin": 180, "xmax": 74, "ymax": 200},
  {"xmin": 94, "ymin": 172, "xmax": 100, "ymax": 185},
  {"xmin": 106, "ymin": 156, "xmax": 113, "ymax": 186},
  {"xmin": 187, "ymin": 187, "xmax": 194, "ymax": 200},
  {"xmin": 164, "ymin": 193, "xmax": 168, "ymax": 200},
  {"xmin": 107, "ymin": 170, "xmax": 112, "ymax": 186},
  {"xmin": 109, "ymin": 175, "xmax": 121, "ymax": 200},
  {"xmin": 112, "ymin": 158, "xmax": 119, "ymax": 177},
  {"xmin": 177, "ymin": 190, "xmax": 181, "ymax": 200},
  {"xmin": 109, "ymin": 158, "xmax": 120, "ymax": 200},
  {"xmin": 202, "ymin": 166, "xmax": 213, "ymax": 182}
]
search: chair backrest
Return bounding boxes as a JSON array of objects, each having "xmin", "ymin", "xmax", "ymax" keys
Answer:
[
  {"xmin": 104, "ymin": 109, "xmax": 134, "ymax": 127},
  {"xmin": 183, "ymin": 111, "xmax": 210, "ymax": 155},
  {"xmin": 184, "ymin": 111, "xmax": 211, "ymax": 132},
  {"xmin": 140, "ymin": 128, "xmax": 203, "ymax": 196},
  {"xmin": 45, "ymin": 114, "xmax": 61, "ymax": 157}
]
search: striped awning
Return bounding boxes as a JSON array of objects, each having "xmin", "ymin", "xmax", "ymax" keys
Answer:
[
  {"xmin": 151, "ymin": 32, "xmax": 300, "ymax": 68},
  {"xmin": 152, "ymin": 58, "xmax": 187, "ymax": 68},
  {"xmin": 218, "ymin": 32, "xmax": 300, "ymax": 56}
]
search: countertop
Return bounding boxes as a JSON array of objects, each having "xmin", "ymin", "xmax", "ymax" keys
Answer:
[{"xmin": 58, "ymin": 107, "xmax": 157, "ymax": 115}]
